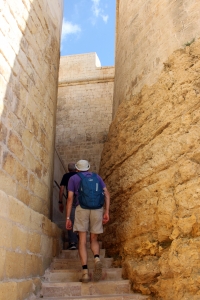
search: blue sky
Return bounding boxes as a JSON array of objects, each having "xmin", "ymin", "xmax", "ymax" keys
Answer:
[{"xmin": 61, "ymin": 0, "xmax": 116, "ymax": 66}]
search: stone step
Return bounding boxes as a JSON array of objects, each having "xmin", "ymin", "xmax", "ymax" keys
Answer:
[
  {"xmin": 38, "ymin": 294, "xmax": 148, "ymax": 300},
  {"xmin": 44, "ymin": 268, "xmax": 122, "ymax": 282},
  {"xmin": 42, "ymin": 280, "xmax": 131, "ymax": 297},
  {"xmin": 51, "ymin": 258, "xmax": 113, "ymax": 270},
  {"xmin": 64, "ymin": 241, "xmax": 103, "ymax": 250},
  {"xmin": 59, "ymin": 249, "xmax": 105, "ymax": 259}
]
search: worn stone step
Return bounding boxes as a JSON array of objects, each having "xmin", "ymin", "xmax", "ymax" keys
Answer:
[
  {"xmin": 39, "ymin": 294, "xmax": 148, "ymax": 299},
  {"xmin": 44, "ymin": 268, "xmax": 122, "ymax": 282},
  {"xmin": 51, "ymin": 258, "xmax": 113, "ymax": 270},
  {"xmin": 59, "ymin": 249, "xmax": 105, "ymax": 259},
  {"xmin": 42, "ymin": 280, "xmax": 131, "ymax": 297},
  {"xmin": 64, "ymin": 241, "xmax": 103, "ymax": 250}
]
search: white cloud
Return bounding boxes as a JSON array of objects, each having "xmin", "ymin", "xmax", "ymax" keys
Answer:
[
  {"xmin": 92, "ymin": 0, "xmax": 100, "ymax": 17},
  {"xmin": 101, "ymin": 14, "xmax": 108, "ymax": 23},
  {"xmin": 91, "ymin": 0, "xmax": 109, "ymax": 24},
  {"xmin": 61, "ymin": 18, "xmax": 81, "ymax": 41}
]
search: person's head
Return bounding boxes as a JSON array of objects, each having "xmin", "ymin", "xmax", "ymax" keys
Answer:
[
  {"xmin": 75, "ymin": 160, "xmax": 90, "ymax": 172},
  {"xmin": 68, "ymin": 162, "xmax": 76, "ymax": 172}
]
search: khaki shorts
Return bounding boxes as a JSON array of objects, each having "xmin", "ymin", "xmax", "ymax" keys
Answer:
[{"xmin": 73, "ymin": 205, "xmax": 103, "ymax": 234}]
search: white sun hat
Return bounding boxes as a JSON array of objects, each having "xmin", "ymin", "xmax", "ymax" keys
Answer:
[{"xmin": 75, "ymin": 160, "xmax": 90, "ymax": 171}]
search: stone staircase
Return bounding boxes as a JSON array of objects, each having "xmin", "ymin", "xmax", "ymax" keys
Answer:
[{"xmin": 37, "ymin": 241, "xmax": 148, "ymax": 300}]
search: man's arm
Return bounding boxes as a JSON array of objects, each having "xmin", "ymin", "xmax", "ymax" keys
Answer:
[
  {"xmin": 66, "ymin": 191, "xmax": 74, "ymax": 230},
  {"xmin": 59, "ymin": 185, "xmax": 65, "ymax": 213},
  {"xmin": 103, "ymin": 187, "xmax": 110, "ymax": 224}
]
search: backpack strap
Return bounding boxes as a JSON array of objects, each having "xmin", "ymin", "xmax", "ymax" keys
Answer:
[{"xmin": 77, "ymin": 172, "xmax": 84, "ymax": 179}]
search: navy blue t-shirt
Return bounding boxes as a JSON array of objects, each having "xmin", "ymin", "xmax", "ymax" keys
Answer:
[
  {"xmin": 60, "ymin": 172, "xmax": 77, "ymax": 206},
  {"xmin": 60, "ymin": 172, "xmax": 77, "ymax": 189}
]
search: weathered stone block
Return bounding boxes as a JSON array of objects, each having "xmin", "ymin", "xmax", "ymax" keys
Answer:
[
  {"xmin": 42, "ymin": 257, "xmax": 52, "ymax": 274},
  {"xmin": 29, "ymin": 209, "xmax": 43, "ymax": 233},
  {"xmin": 7, "ymin": 132, "xmax": 24, "ymax": 161},
  {"xmin": 0, "ymin": 170, "xmax": 17, "ymax": 198},
  {"xmin": 29, "ymin": 195, "xmax": 43, "ymax": 214},
  {"xmin": 11, "ymin": 225, "xmax": 27, "ymax": 252},
  {"xmin": 24, "ymin": 254, "xmax": 43, "ymax": 277},
  {"xmin": 42, "ymin": 217, "xmax": 53, "ymax": 236},
  {"xmin": 5, "ymin": 251, "xmax": 25, "ymax": 279},
  {"xmin": 8, "ymin": 195, "xmax": 31, "ymax": 227},
  {"xmin": 30, "ymin": 175, "xmax": 49, "ymax": 200},
  {"xmin": 15, "ymin": 160, "xmax": 28, "ymax": 186},
  {"xmin": 17, "ymin": 280, "xmax": 33, "ymax": 300},
  {"xmin": 32, "ymin": 277, "xmax": 42, "ymax": 296},
  {"xmin": 24, "ymin": 150, "xmax": 38, "ymax": 174},
  {"xmin": 0, "ymin": 217, "xmax": 12, "ymax": 248},
  {"xmin": 27, "ymin": 232, "xmax": 41, "ymax": 254},
  {"xmin": 0, "ymin": 248, "xmax": 6, "ymax": 280},
  {"xmin": 31, "ymin": 137, "xmax": 41, "ymax": 159},
  {"xmin": 16, "ymin": 185, "xmax": 30, "ymax": 206},
  {"xmin": 14, "ymin": 96, "xmax": 28, "ymax": 125},
  {"xmin": 21, "ymin": 128, "xmax": 33, "ymax": 149},
  {"xmin": 0, "ymin": 190, "xmax": 9, "ymax": 218},
  {"xmin": 41, "ymin": 235, "xmax": 53, "ymax": 258},
  {"xmin": 0, "ymin": 282, "xmax": 18, "ymax": 300}
]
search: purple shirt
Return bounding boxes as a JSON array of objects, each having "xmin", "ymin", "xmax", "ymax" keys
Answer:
[{"xmin": 68, "ymin": 172, "xmax": 106, "ymax": 198}]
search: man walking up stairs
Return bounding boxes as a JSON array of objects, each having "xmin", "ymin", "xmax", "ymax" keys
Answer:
[
  {"xmin": 37, "ymin": 160, "xmax": 148, "ymax": 299},
  {"xmin": 66, "ymin": 160, "xmax": 110, "ymax": 283}
]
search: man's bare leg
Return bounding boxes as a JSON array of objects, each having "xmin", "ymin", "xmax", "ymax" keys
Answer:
[
  {"xmin": 78, "ymin": 231, "xmax": 89, "ymax": 282},
  {"xmin": 90, "ymin": 233, "xmax": 102, "ymax": 281},
  {"xmin": 78, "ymin": 231, "xmax": 87, "ymax": 265},
  {"xmin": 90, "ymin": 233, "xmax": 99, "ymax": 255}
]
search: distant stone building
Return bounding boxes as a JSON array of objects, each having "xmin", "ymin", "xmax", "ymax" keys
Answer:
[{"xmin": 56, "ymin": 53, "xmax": 114, "ymax": 173}]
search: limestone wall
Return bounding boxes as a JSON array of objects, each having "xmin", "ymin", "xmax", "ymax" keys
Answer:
[
  {"xmin": 100, "ymin": 39, "xmax": 200, "ymax": 299},
  {"xmin": 0, "ymin": 0, "xmax": 63, "ymax": 216},
  {"xmin": 56, "ymin": 53, "xmax": 114, "ymax": 172},
  {"xmin": 0, "ymin": 189, "xmax": 62, "ymax": 299},
  {"xmin": 113, "ymin": 0, "xmax": 200, "ymax": 116},
  {"xmin": 0, "ymin": 0, "xmax": 63, "ymax": 298}
]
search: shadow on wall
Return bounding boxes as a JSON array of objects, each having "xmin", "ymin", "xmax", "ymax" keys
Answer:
[
  {"xmin": 0, "ymin": 0, "xmax": 63, "ymax": 217},
  {"xmin": 52, "ymin": 149, "xmax": 67, "ymax": 231}
]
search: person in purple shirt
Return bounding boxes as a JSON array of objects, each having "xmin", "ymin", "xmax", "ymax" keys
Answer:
[{"xmin": 66, "ymin": 160, "xmax": 110, "ymax": 283}]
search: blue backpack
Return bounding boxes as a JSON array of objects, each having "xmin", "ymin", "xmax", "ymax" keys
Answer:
[{"xmin": 77, "ymin": 173, "xmax": 105, "ymax": 209}]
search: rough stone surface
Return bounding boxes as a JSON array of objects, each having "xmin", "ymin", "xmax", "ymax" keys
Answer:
[
  {"xmin": 113, "ymin": 0, "xmax": 200, "ymax": 116},
  {"xmin": 100, "ymin": 39, "xmax": 200, "ymax": 299}
]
